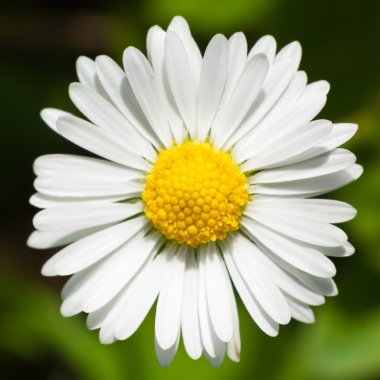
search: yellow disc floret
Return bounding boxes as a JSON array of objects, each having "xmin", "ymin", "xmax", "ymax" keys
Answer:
[{"xmin": 142, "ymin": 141, "xmax": 249, "ymax": 247}]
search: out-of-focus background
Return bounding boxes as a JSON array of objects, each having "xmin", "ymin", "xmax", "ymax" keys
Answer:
[{"xmin": 1, "ymin": 0, "xmax": 380, "ymax": 379}]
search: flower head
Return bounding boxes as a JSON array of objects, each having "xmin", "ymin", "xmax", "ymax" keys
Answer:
[{"xmin": 28, "ymin": 16, "xmax": 362, "ymax": 367}]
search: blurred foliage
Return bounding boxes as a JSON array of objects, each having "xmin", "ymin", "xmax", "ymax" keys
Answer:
[
  {"xmin": 144, "ymin": 0, "xmax": 279, "ymax": 34},
  {"xmin": 1, "ymin": 0, "xmax": 380, "ymax": 379}
]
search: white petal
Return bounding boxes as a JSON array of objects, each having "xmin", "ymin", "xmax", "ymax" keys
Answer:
[
  {"xmin": 167, "ymin": 16, "xmax": 202, "ymax": 83},
  {"xmin": 201, "ymin": 244, "xmax": 233, "ymax": 342},
  {"xmin": 34, "ymin": 154, "xmax": 141, "ymax": 179},
  {"xmin": 147, "ymin": 26, "xmax": 187, "ymax": 144},
  {"xmin": 87, "ymin": 301, "xmax": 111, "ymax": 331},
  {"xmin": 34, "ymin": 177, "xmax": 143, "ymax": 199},
  {"xmin": 155, "ymin": 246, "xmax": 186, "ymax": 350},
  {"xmin": 196, "ymin": 34, "xmax": 229, "ymax": 141},
  {"xmin": 252, "ymin": 164, "xmax": 363, "ymax": 197},
  {"xmin": 205, "ymin": 344, "xmax": 226, "ymax": 368},
  {"xmin": 60, "ymin": 230, "xmax": 159, "ymax": 316},
  {"xmin": 286, "ymin": 296, "xmax": 315, "ymax": 324},
  {"xmin": 198, "ymin": 251, "xmax": 222, "ymax": 356},
  {"xmin": 76, "ymin": 56, "xmax": 96, "ymax": 88},
  {"xmin": 231, "ymin": 235, "xmax": 291, "ymax": 324},
  {"xmin": 86, "ymin": 247, "xmax": 166, "ymax": 342},
  {"xmin": 99, "ymin": 325, "xmax": 117, "ymax": 344},
  {"xmin": 219, "ymin": 32, "xmax": 247, "ymax": 110},
  {"xmin": 282, "ymin": 123, "xmax": 358, "ymax": 165},
  {"xmin": 239, "ymin": 113, "xmax": 331, "ymax": 172},
  {"xmin": 33, "ymin": 202, "xmax": 142, "ymax": 232},
  {"xmin": 29, "ymin": 192, "xmax": 128, "ymax": 209},
  {"xmin": 75, "ymin": 56, "xmax": 112, "ymax": 101},
  {"xmin": 181, "ymin": 251, "xmax": 202, "ymax": 360},
  {"xmin": 256, "ymin": 239, "xmax": 333, "ymax": 299},
  {"xmin": 224, "ymin": 42, "xmax": 306, "ymax": 150},
  {"xmin": 224, "ymin": 58, "xmax": 294, "ymax": 151},
  {"xmin": 249, "ymin": 197, "xmax": 357, "ymax": 224},
  {"xmin": 76, "ymin": 56, "xmax": 96, "ymax": 87},
  {"xmin": 214, "ymin": 249, "xmax": 241, "ymax": 361},
  {"xmin": 221, "ymin": 239, "xmax": 279, "ymax": 336},
  {"xmin": 114, "ymin": 245, "xmax": 175, "ymax": 340},
  {"xmin": 244, "ymin": 207, "xmax": 347, "ymax": 247},
  {"xmin": 94, "ymin": 55, "xmax": 161, "ymax": 149},
  {"xmin": 248, "ymin": 35, "xmax": 276, "ymax": 64},
  {"xmin": 275, "ymin": 41, "xmax": 302, "ymax": 71},
  {"xmin": 278, "ymin": 67, "xmax": 306, "ymax": 101},
  {"xmin": 56, "ymin": 114, "xmax": 150, "ymax": 171},
  {"xmin": 296, "ymin": 272, "xmax": 338, "ymax": 297},
  {"xmin": 40, "ymin": 108, "xmax": 71, "ymax": 132},
  {"xmin": 243, "ymin": 237, "xmax": 325, "ymax": 306},
  {"xmin": 321, "ymin": 242, "xmax": 355, "ymax": 257},
  {"xmin": 28, "ymin": 227, "xmax": 102, "ymax": 249},
  {"xmin": 81, "ymin": 230, "xmax": 159, "ymax": 313},
  {"xmin": 61, "ymin": 229, "xmax": 154, "ymax": 316},
  {"xmin": 60, "ymin": 266, "xmax": 95, "ymax": 316},
  {"xmin": 33, "ymin": 154, "xmax": 143, "ymax": 198},
  {"xmin": 303, "ymin": 80, "xmax": 330, "ymax": 97},
  {"xmin": 123, "ymin": 47, "xmax": 172, "ymax": 147},
  {"xmin": 242, "ymin": 218, "xmax": 336, "ymax": 278},
  {"xmin": 155, "ymin": 333, "xmax": 180, "ymax": 368},
  {"xmin": 34, "ymin": 170, "xmax": 144, "ymax": 197},
  {"xmin": 232, "ymin": 70, "xmax": 308, "ymax": 160},
  {"xmin": 211, "ymin": 53, "xmax": 269, "ymax": 148},
  {"xmin": 69, "ymin": 82, "xmax": 156, "ymax": 162},
  {"xmin": 223, "ymin": 257, "xmax": 241, "ymax": 362},
  {"xmin": 147, "ymin": 25, "xmax": 166, "ymax": 72},
  {"xmin": 164, "ymin": 31, "xmax": 198, "ymax": 139},
  {"xmin": 42, "ymin": 216, "xmax": 146, "ymax": 276},
  {"xmin": 271, "ymin": 253, "xmax": 338, "ymax": 298},
  {"xmin": 253, "ymin": 149, "xmax": 356, "ymax": 183},
  {"xmin": 322, "ymin": 123, "xmax": 358, "ymax": 150}
]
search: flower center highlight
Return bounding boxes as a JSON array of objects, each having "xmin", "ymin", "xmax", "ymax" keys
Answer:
[{"xmin": 142, "ymin": 141, "xmax": 249, "ymax": 247}]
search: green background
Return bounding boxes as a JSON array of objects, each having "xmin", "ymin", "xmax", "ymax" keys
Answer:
[{"xmin": 1, "ymin": 0, "xmax": 380, "ymax": 379}]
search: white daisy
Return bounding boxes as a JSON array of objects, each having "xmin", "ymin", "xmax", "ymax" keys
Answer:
[{"xmin": 28, "ymin": 16, "xmax": 362, "ymax": 367}]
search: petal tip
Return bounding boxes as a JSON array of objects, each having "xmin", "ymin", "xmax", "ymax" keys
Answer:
[{"xmin": 41, "ymin": 261, "xmax": 57, "ymax": 277}]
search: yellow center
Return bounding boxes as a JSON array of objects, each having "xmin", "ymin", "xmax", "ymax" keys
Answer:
[{"xmin": 142, "ymin": 141, "xmax": 249, "ymax": 247}]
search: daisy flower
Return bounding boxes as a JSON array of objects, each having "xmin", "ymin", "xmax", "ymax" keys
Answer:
[{"xmin": 28, "ymin": 16, "xmax": 362, "ymax": 367}]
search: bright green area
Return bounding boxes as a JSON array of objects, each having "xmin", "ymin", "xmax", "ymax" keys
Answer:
[{"xmin": 1, "ymin": 0, "xmax": 380, "ymax": 379}]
